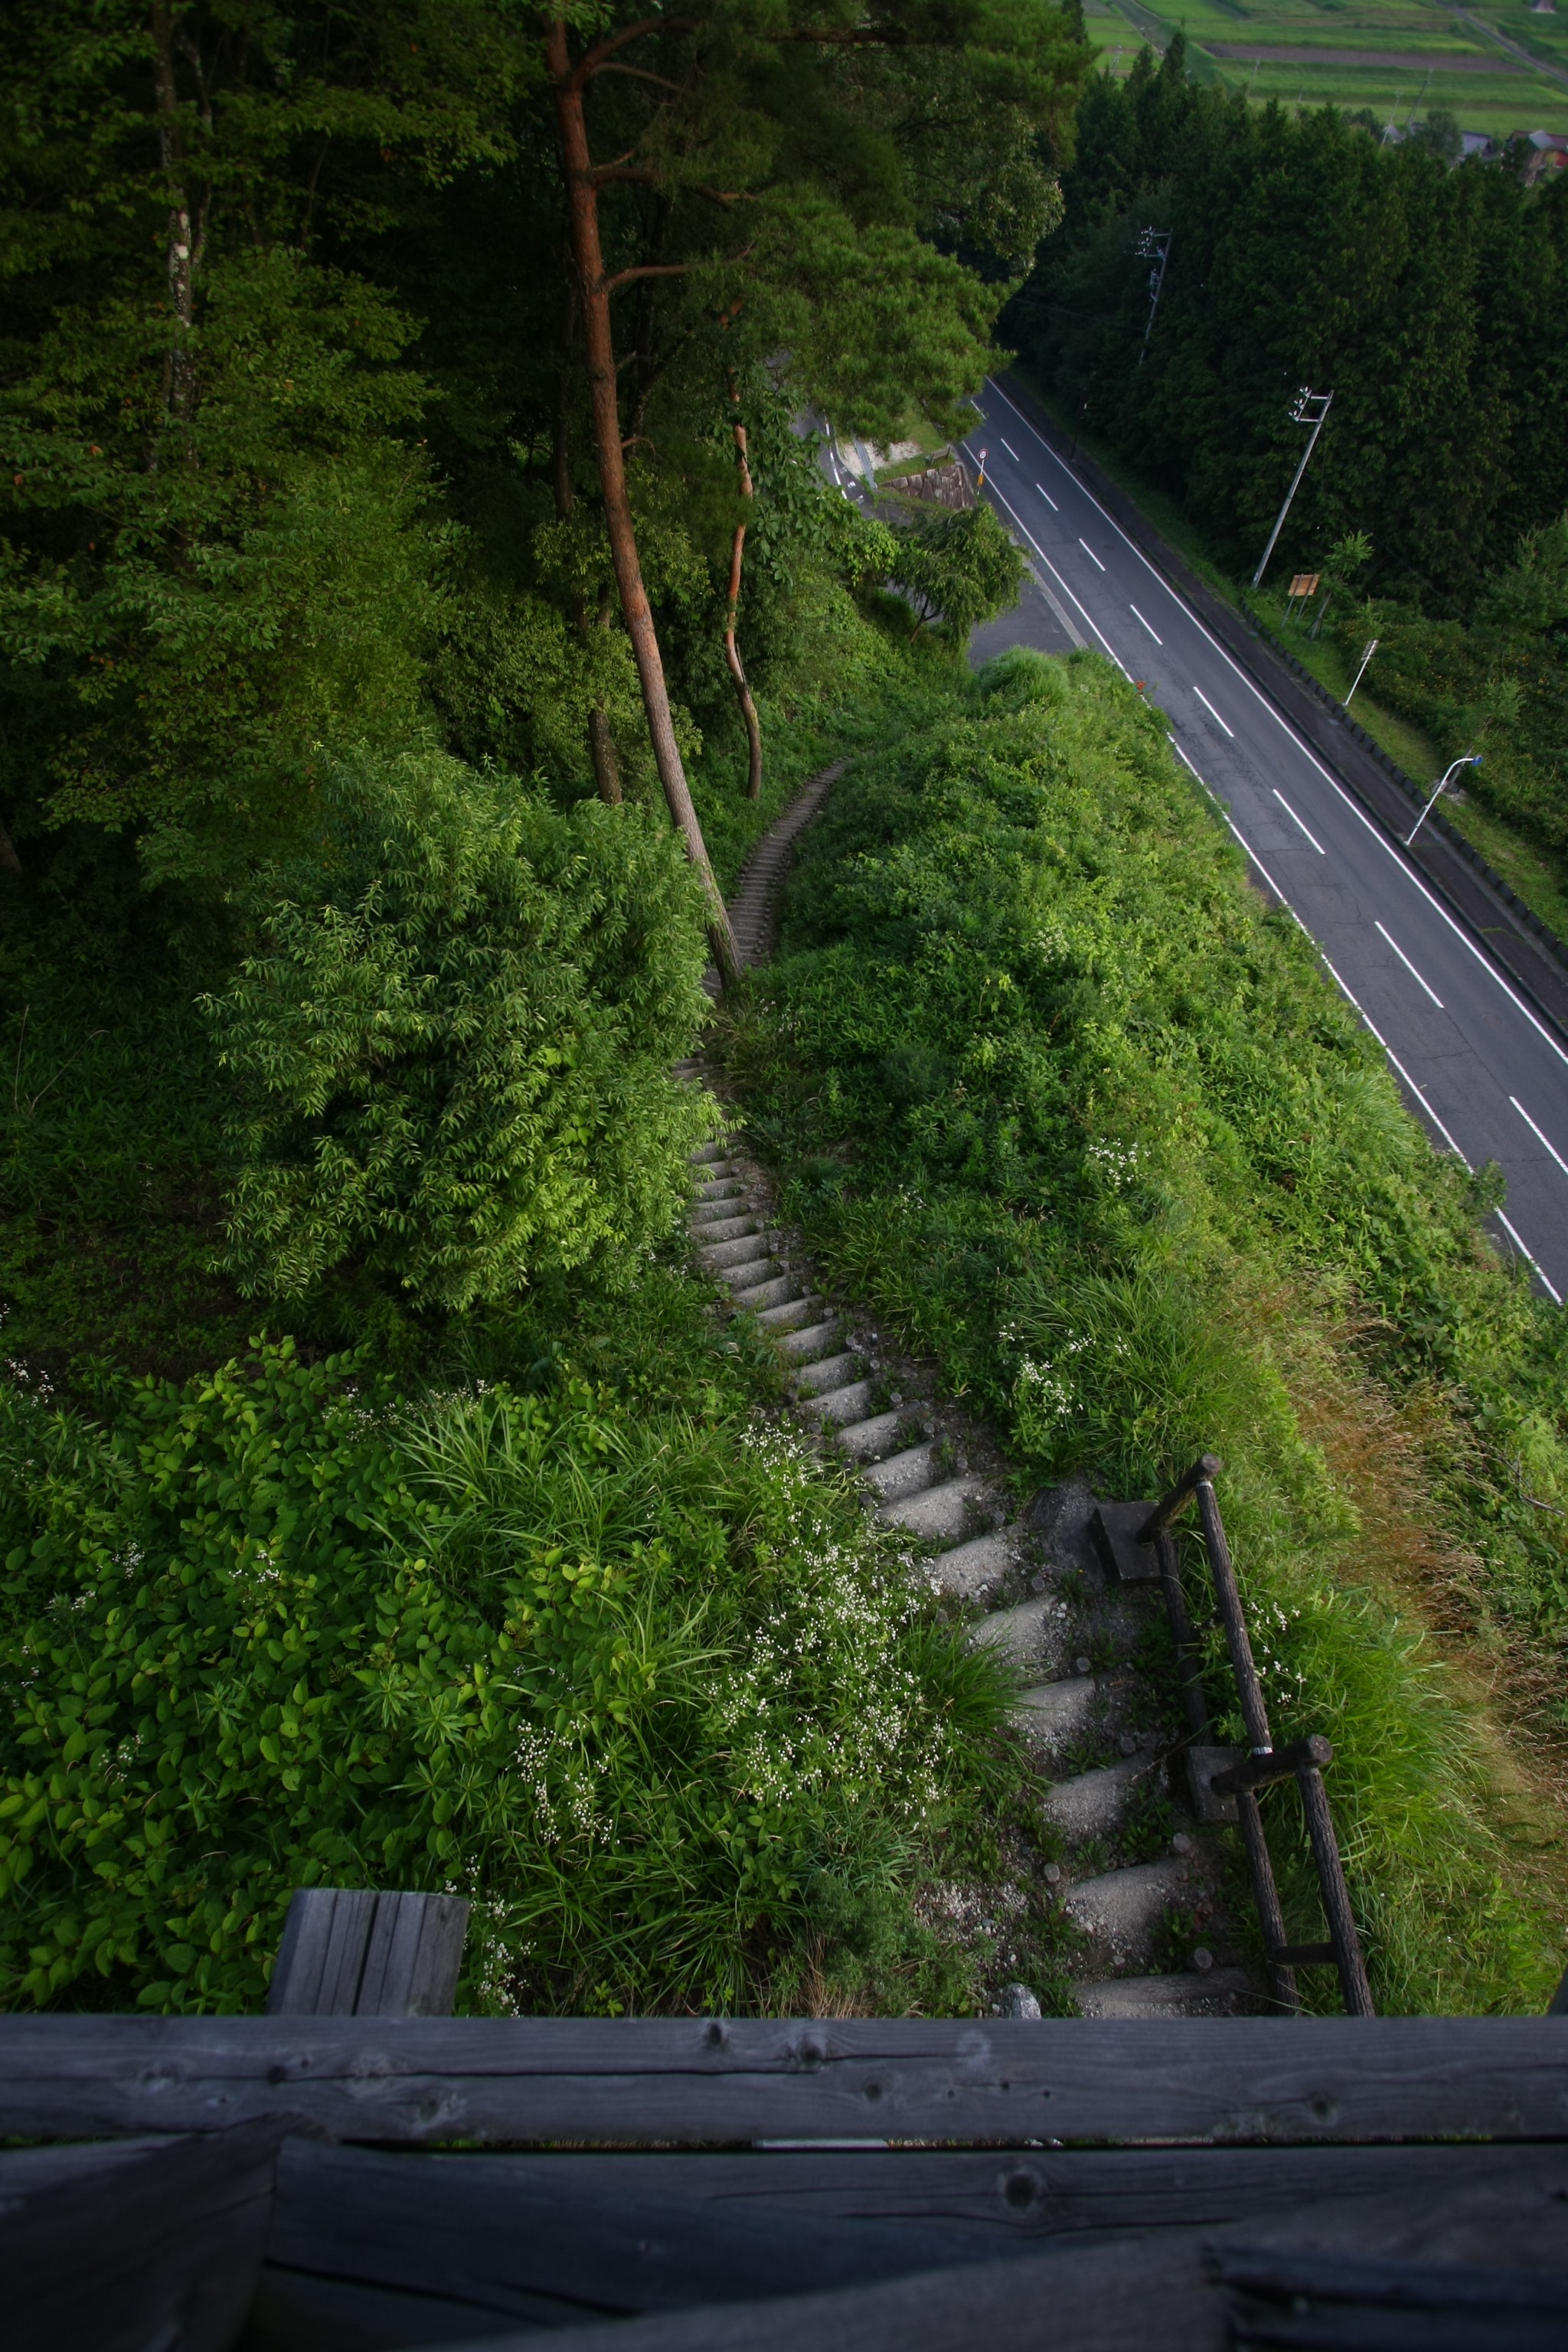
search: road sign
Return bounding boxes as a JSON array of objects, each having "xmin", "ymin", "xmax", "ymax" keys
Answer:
[{"xmin": 1287, "ymin": 573, "xmax": 1321, "ymax": 599}]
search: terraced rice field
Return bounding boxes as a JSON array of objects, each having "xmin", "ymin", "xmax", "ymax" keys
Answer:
[{"xmin": 1080, "ymin": 0, "xmax": 1568, "ymax": 139}]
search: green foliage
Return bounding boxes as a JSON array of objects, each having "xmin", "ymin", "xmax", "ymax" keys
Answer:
[
  {"xmin": 733, "ymin": 646, "xmax": 1568, "ymax": 2011},
  {"xmin": 885, "ymin": 501, "xmax": 1026, "ymax": 638},
  {"xmin": 207, "ymin": 749, "xmax": 714, "ymax": 1311}
]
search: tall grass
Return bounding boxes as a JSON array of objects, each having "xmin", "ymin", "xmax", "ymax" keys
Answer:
[{"xmin": 729, "ymin": 645, "xmax": 1568, "ymax": 2013}]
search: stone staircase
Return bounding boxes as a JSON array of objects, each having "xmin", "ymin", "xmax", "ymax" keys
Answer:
[{"xmin": 682, "ymin": 767, "xmax": 1258, "ymax": 2020}]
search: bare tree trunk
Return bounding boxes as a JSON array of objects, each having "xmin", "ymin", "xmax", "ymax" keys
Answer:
[
  {"xmin": 151, "ymin": 2, "xmax": 197, "ymax": 422},
  {"xmin": 552, "ymin": 267, "xmax": 622, "ymax": 808},
  {"xmin": 548, "ymin": 18, "xmax": 740, "ymax": 989},
  {"xmin": 0, "ymin": 813, "xmax": 21, "ymax": 878},
  {"xmin": 724, "ymin": 389, "xmax": 763, "ymax": 800}
]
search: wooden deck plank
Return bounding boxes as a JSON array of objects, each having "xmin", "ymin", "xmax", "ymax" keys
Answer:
[{"xmin": 2, "ymin": 2016, "xmax": 1566, "ymax": 2146}]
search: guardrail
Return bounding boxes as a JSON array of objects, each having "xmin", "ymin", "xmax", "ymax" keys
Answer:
[{"xmin": 1129, "ymin": 1455, "xmax": 1374, "ymax": 2017}]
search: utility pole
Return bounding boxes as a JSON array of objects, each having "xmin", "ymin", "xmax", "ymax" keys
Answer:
[
  {"xmin": 1135, "ymin": 227, "xmax": 1172, "ymax": 364},
  {"xmin": 1253, "ymin": 387, "xmax": 1334, "ymax": 590}
]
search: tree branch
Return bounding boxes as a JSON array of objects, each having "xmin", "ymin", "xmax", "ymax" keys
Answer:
[
  {"xmin": 604, "ymin": 262, "xmax": 690, "ymax": 295},
  {"xmin": 594, "ymin": 61, "xmax": 685, "ymax": 90},
  {"xmin": 570, "ymin": 16, "xmax": 682, "ymax": 93}
]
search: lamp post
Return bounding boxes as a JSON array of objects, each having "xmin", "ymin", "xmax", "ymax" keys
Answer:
[
  {"xmin": 1252, "ymin": 387, "xmax": 1334, "ymax": 589},
  {"xmin": 1136, "ymin": 227, "xmax": 1172, "ymax": 364},
  {"xmin": 1406, "ymin": 753, "xmax": 1481, "ymax": 846},
  {"xmin": 1344, "ymin": 637, "xmax": 1378, "ymax": 708}
]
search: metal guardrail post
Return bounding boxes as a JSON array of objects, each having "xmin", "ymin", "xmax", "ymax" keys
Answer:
[{"xmin": 1149, "ymin": 1457, "xmax": 1374, "ymax": 2017}]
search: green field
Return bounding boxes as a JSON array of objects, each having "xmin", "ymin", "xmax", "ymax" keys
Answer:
[{"xmin": 1080, "ymin": 0, "xmax": 1568, "ymax": 138}]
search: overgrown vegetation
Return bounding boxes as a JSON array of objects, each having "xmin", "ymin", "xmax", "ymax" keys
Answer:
[
  {"xmin": 0, "ymin": 3, "xmax": 1093, "ymax": 2014},
  {"xmin": 730, "ymin": 646, "xmax": 1568, "ymax": 2013}
]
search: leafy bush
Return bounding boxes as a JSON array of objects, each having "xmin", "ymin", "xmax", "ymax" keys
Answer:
[
  {"xmin": 733, "ymin": 645, "xmax": 1568, "ymax": 2011},
  {"xmin": 884, "ymin": 502, "xmax": 1025, "ymax": 639},
  {"xmin": 207, "ymin": 749, "xmax": 714, "ymax": 1309},
  {"xmin": 0, "ymin": 1327, "xmax": 1012, "ymax": 2014}
]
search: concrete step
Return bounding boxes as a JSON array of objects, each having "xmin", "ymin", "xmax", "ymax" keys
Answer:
[
  {"xmin": 1073, "ymin": 1970, "xmax": 1253, "ymax": 2020},
  {"xmin": 779, "ymin": 1318, "xmax": 843, "ymax": 1364},
  {"xmin": 925, "ymin": 1531, "xmax": 1016, "ymax": 1602},
  {"xmin": 730, "ymin": 1273, "xmax": 798, "ymax": 1312},
  {"xmin": 757, "ymin": 1294, "xmax": 824, "ymax": 1332},
  {"xmin": 1011, "ymin": 1676, "xmax": 1099, "ymax": 1751},
  {"xmin": 1063, "ymin": 1856, "xmax": 1194, "ymax": 1971},
  {"xmin": 832, "ymin": 1409, "xmax": 919, "ymax": 1465},
  {"xmin": 699, "ymin": 1231, "xmax": 779, "ymax": 1271},
  {"xmin": 863, "ymin": 1442, "xmax": 944, "ymax": 1503},
  {"xmin": 1042, "ymin": 1757, "xmax": 1152, "ymax": 1841},
  {"xmin": 690, "ymin": 1214, "xmax": 760, "ymax": 1246},
  {"xmin": 792, "ymin": 1350, "xmax": 862, "ymax": 1397},
  {"xmin": 691, "ymin": 1142, "xmax": 727, "ymax": 1165},
  {"xmin": 716, "ymin": 1256, "xmax": 777, "ymax": 1294},
  {"xmin": 799, "ymin": 1378, "xmax": 877, "ymax": 1428},
  {"xmin": 877, "ymin": 1474, "xmax": 995, "ymax": 1544},
  {"xmin": 694, "ymin": 1177, "xmax": 746, "ymax": 1204},
  {"xmin": 972, "ymin": 1595, "xmax": 1062, "ymax": 1677}
]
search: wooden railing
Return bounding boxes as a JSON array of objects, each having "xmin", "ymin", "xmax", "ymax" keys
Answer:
[{"xmin": 1136, "ymin": 1455, "xmax": 1375, "ymax": 2018}]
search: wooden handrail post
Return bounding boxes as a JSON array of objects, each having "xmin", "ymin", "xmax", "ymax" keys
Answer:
[{"xmin": 1297, "ymin": 1765, "xmax": 1376, "ymax": 2017}]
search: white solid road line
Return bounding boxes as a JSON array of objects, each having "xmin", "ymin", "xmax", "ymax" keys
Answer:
[
  {"xmin": 1375, "ymin": 920, "xmax": 1444, "ymax": 1009},
  {"xmin": 1000, "ymin": 437, "xmax": 1019, "ymax": 461},
  {"xmin": 1130, "ymin": 603, "xmax": 1161, "ymax": 644},
  {"xmin": 1321, "ymin": 955, "xmax": 1472, "ymax": 1165},
  {"xmin": 1511, "ymin": 1096, "xmax": 1568, "ymax": 1180},
  {"xmin": 1497, "ymin": 1210, "xmax": 1563, "ymax": 1302},
  {"xmin": 1272, "ymin": 788, "xmax": 1325, "ymax": 854},
  {"xmin": 967, "ymin": 460, "xmax": 1129, "ymax": 678},
  {"xmin": 1036, "ymin": 483, "xmax": 1058, "ymax": 511},
  {"xmin": 1079, "ymin": 538, "xmax": 1106, "ymax": 572},
  {"xmin": 1193, "ymin": 685, "xmax": 1233, "ymax": 737},
  {"xmin": 985, "ymin": 374, "xmax": 1568, "ymax": 1076}
]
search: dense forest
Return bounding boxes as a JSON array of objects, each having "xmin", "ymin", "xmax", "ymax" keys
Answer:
[
  {"xmin": 0, "ymin": 1, "xmax": 1083, "ymax": 2013},
  {"xmin": 1007, "ymin": 42, "xmax": 1568, "ymax": 867}
]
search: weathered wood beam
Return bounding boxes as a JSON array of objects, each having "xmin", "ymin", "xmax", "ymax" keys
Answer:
[{"xmin": 2, "ymin": 2017, "xmax": 1566, "ymax": 2148}]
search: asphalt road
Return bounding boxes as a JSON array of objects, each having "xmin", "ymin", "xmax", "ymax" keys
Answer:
[{"xmin": 951, "ymin": 379, "xmax": 1568, "ymax": 1302}]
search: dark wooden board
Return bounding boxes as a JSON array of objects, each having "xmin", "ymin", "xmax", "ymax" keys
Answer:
[
  {"xmin": 354, "ymin": 2161, "xmax": 1568, "ymax": 2352},
  {"xmin": 3, "ymin": 2118, "xmax": 284, "ymax": 2352},
  {"xmin": 4, "ymin": 2015, "xmax": 1568, "ymax": 2147},
  {"xmin": 277, "ymin": 2140, "xmax": 1553, "ymax": 2240},
  {"xmin": 268, "ymin": 1889, "xmax": 470, "ymax": 2017},
  {"xmin": 266, "ymin": 2139, "xmax": 1030, "ymax": 2324}
]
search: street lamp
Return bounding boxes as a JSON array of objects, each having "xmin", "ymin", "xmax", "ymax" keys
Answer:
[
  {"xmin": 1135, "ymin": 227, "xmax": 1172, "ymax": 364},
  {"xmin": 1406, "ymin": 752, "xmax": 1481, "ymax": 847},
  {"xmin": 1252, "ymin": 387, "xmax": 1334, "ymax": 589}
]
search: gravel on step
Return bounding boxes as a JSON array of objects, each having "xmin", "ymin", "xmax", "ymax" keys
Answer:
[
  {"xmin": 799, "ymin": 1378, "xmax": 877, "ymax": 1427},
  {"xmin": 862, "ymin": 1441, "xmax": 946, "ymax": 1502},
  {"xmin": 1041, "ymin": 1756, "xmax": 1152, "ymax": 1839},
  {"xmin": 971, "ymin": 1595, "xmax": 1063, "ymax": 1676},
  {"xmin": 831, "ymin": 1408, "xmax": 916, "ymax": 1464},
  {"xmin": 701, "ymin": 1232, "xmax": 780, "ymax": 1271},
  {"xmin": 1072, "ymin": 1969, "xmax": 1253, "ymax": 2019},
  {"xmin": 1063, "ymin": 1855, "xmax": 1194, "ymax": 1968},
  {"xmin": 779, "ymin": 1318, "xmax": 843, "ymax": 1362},
  {"xmin": 1011, "ymin": 1676, "xmax": 1099, "ymax": 1750},
  {"xmin": 792, "ymin": 1350, "xmax": 862, "ymax": 1396},
  {"xmin": 877, "ymin": 1474, "xmax": 995, "ymax": 1542},
  {"xmin": 923, "ymin": 1531, "xmax": 1017, "ymax": 1602},
  {"xmin": 730, "ymin": 1273, "xmax": 796, "ymax": 1312}
]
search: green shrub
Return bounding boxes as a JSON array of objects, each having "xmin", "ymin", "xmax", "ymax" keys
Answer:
[
  {"xmin": 885, "ymin": 503, "xmax": 1025, "ymax": 639},
  {"xmin": 207, "ymin": 749, "xmax": 714, "ymax": 1309},
  {"xmin": 0, "ymin": 1328, "xmax": 1013, "ymax": 2014},
  {"xmin": 733, "ymin": 647, "xmax": 1568, "ymax": 2011}
]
